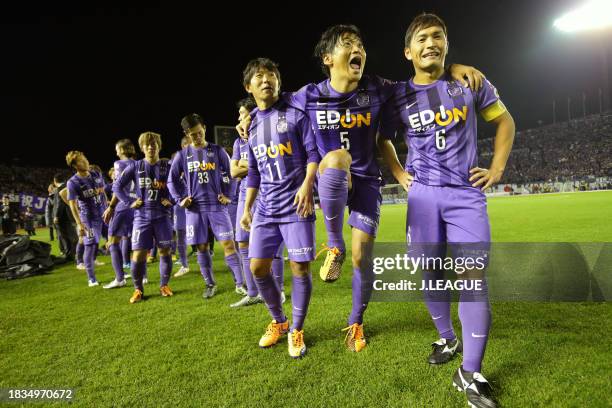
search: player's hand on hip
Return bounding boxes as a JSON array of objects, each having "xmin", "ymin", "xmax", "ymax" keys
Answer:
[
  {"xmin": 77, "ymin": 223, "xmax": 88, "ymax": 237},
  {"xmin": 294, "ymin": 184, "xmax": 314, "ymax": 217},
  {"xmin": 102, "ymin": 207, "xmax": 114, "ymax": 224},
  {"xmin": 396, "ymin": 171, "xmax": 414, "ymax": 192},
  {"xmin": 179, "ymin": 196, "xmax": 192, "ymax": 208},
  {"xmin": 449, "ymin": 64, "xmax": 485, "ymax": 91},
  {"xmin": 131, "ymin": 198, "xmax": 144, "ymax": 209},
  {"xmin": 469, "ymin": 167, "xmax": 503, "ymax": 191},
  {"xmin": 217, "ymin": 194, "xmax": 230, "ymax": 205},
  {"xmin": 161, "ymin": 198, "xmax": 173, "ymax": 208},
  {"xmin": 240, "ymin": 211, "xmax": 252, "ymax": 232}
]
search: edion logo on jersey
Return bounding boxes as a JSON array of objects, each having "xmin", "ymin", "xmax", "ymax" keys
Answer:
[
  {"xmin": 187, "ymin": 161, "xmax": 216, "ymax": 173},
  {"xmin": 315, "ymin": 110, "xmax": 371, "ymax": 130},
  {"xmin": 408, "ymin": 105, "xmax": 468, "ymax": 132},
  {"xmin": 138, "ymin": 178, "xmax": 167, "ymax": 189},
  {"xmin": 253, "ymin": 141, "xmax": 293, "ymax": 159}
]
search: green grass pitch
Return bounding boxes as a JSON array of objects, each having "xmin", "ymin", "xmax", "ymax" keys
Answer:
[{"xmin": 1, "ymin": 191, "xmax": 611, "ymax": 407}]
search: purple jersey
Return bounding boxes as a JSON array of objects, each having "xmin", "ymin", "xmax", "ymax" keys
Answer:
[
  {"xmin": 113, "ymin": 159, "xmax": 137, "ymax": 212},
  {"xmin": 246, "ymin": 99, "xmax": 319, "ymax": 223},
  {"xmin": 168, "ymin": 144, "xmax": 231, "ymax": 212},
  {"xmin": 113, "ymin": 159, "xmax": 173, "ymax": 220},
  {"xmin": 232, "ymin": 137, "xmax": 250, "ymax": 201},
  {"xmin": 67, "ymin": 170, "xmax": 106, "ymax": 221},
  {"xmin": 285, "ymin": 75, "xmax": 394, "ymax": 180},
  {"xmin": 380, "ymin": 74, "xmax": 505, "ymax": 186}
]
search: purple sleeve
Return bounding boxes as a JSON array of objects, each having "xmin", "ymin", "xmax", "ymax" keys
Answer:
[
  {"xmin": 66, "ymin": 179, "xmax": 79, "ymax": 201},
  {"xmin": 298, "ymin": 112, "xmax": 320, "ymax": 164},
  {"xmin": 168, "ymin": 150, "xmax": 187, "ymax": 201},
  {"xmin": 246, "ymin": 143, "xmax": 261, "ymax": 189},
  {"xmin": 476, "ymin": 79, "xmax": 501, "ymax": 111},
  {"xmin": 219, "ymin": 147, "xmax": 231, "ymax": 196},
  {"xmin": 378, "ymin": 86, "xmax": 402, "ymax": 140},
  {"xmin": 113, "ymin": 162, "xmax": 136, "ymax": 204},
  {"xmin": 231, "ymin": 138, "xmax": 241, "ymax": 161},
  {"xmin": 282, "ymin": 86, "xmax": 309, "ymax": 111}
]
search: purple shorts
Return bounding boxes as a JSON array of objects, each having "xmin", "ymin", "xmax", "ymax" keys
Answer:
[
  {"xmin": 347, "ymin": 175, "xmax": 382, "ymax": 237},
  {"xmin": 131, "ymin": 215, "xmax": 173, "ymax": 250},
  {"xmin": 186, "ymin": 209, "xmax": 234, "ymax": 245},
  {"xmin": 108, "ymin": 208, "xmax": 134, "ymax": 237},
  {"xmin": 249, "ymin": 217, "xmax": 315, "ymax": 262},
  {"xmin": 82, "ymin": 220, "xmax": 103, "ymax": 246},
  {"xmin": 407, "ymin": 182, "xmax": 490, "ymax": 258},
  {"xmin": 173, "ymin": 205, "xmax": 186, "ymax": 231}
]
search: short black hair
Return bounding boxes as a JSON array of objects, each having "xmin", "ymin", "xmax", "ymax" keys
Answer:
[
  {"xmin": 53, "ymin": 172, "xmax": 67, "ymax": 183},
  {"xmin": 181, "ymin": 113, "xmax": 205, "ymax": 133},
  {"xmin": 313, "ymin": 24, "xmax": 362, "ymax": 77},
  {"xmin": 405, "ymin": 13, "xmax": 447, "ymax": 47},
  {"xmin": 236, "ymin": 96, "xmax": 256, "ymax": 112},
  {"xmin": 242, "ymin": 58, "xmax": 281, "ymax": 89}
]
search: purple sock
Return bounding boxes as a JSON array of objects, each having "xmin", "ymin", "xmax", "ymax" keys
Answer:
[
  {"xmin": 318, "ymin": 168, "xmax": 348, "ymax": 250},
  {"xmin": 76, "ymin": 242, "xmax": 85, "ymax": 264},
  {"xmin": 131, "ymin": 260, "xmax": 146, "ymax": 292},
  {"xmin": 159, "ymin": 255, "xmax": 172, "ymax": 286},
  {"xmin": 225, "ymin": 252, "xmax": 244, "ymax": 286},
  {"xmin": 255, "ymin": 273, "xmax": 285, "ymax": 323},
  {"xmin": 424, "ymin": 270, "xmax": 455, "ymax": 340},
  {"xmin": 459, "ymin": 280, "xmax": 491, "ymax": 372},
  {"xmin": 109, "ymin": 243, "xmax": 124, "ymax": 281},
  {"xmin": 177, "ymin": 229, "xmax": 188, "ymax": 267},
  {"xmin": 83, "ymin": 244, "xmax": 97, "ymax": 282},
  {"xmin": 272, "ymin": 257, "xmax": 284, "ymax": 292},
  {"xmin": 240, "ymin": 247, "xmax": 258, "ymax": 297},
  {"xmin": 121, "ymin": 239, "xmax": 131, "ymax": 266},
  {"xmin": 291, "ymin": 274, "xmax": 312, "ymax": 331},
  {"xmin": 348, "ymin": 267, "xmax": 371, "ymax": 325},
  {"xmin": 196, "ymin": 251, "xmax": 215, "ymax": 286}
]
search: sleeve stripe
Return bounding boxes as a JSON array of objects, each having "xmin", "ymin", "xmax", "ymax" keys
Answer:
[{"xmin": 480, "ymin": 100, "xmax": 507, "ymax": 122}]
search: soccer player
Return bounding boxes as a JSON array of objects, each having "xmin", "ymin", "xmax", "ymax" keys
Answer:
[
  {"xmin": 102, "ymin": 139, "xmax": 138, "ymax": 289},
  {"xmin": 173, "ymin": 135, "xmax": 193, "ymax": 277},
  {"xmin": 230, "ymin": 97, "xmax": 265, "ymax": 307},
  {"xmin": 265, "ymin": 24, "xmax": 485, "ymax": 353},
  {"xmin": 65, "ymin": 151, "xmax": 108, "ymax": 286},
  {"xmin": 168, "ymin": 114, "xmax": 242, "ymax": 299},
  {"xmin": 240, "ymin": 58, "xmax": 318, "ymax": 358},
  {"xmin": 114, "ymin": 132, "xmax": 175, "ymax": 304},
  {"xmin": 378, "ymin": 14, "xmax": 515, "ymax": 408}
]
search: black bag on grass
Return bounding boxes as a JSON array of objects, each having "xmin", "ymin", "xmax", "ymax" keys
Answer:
[{"xmin": 0, "ymin": 234, "xmax": 54, "ymax": 280}]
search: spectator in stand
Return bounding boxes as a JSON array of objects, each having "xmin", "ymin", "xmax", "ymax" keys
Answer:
[{"xmin": 1, "ymin": 195, "xmax": 18, "ymax": 235}]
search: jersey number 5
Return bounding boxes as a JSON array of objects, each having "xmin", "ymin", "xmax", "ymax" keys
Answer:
[{"xmin": 340, "ymin": 131, "xmax": 350, "ymax": 150}]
